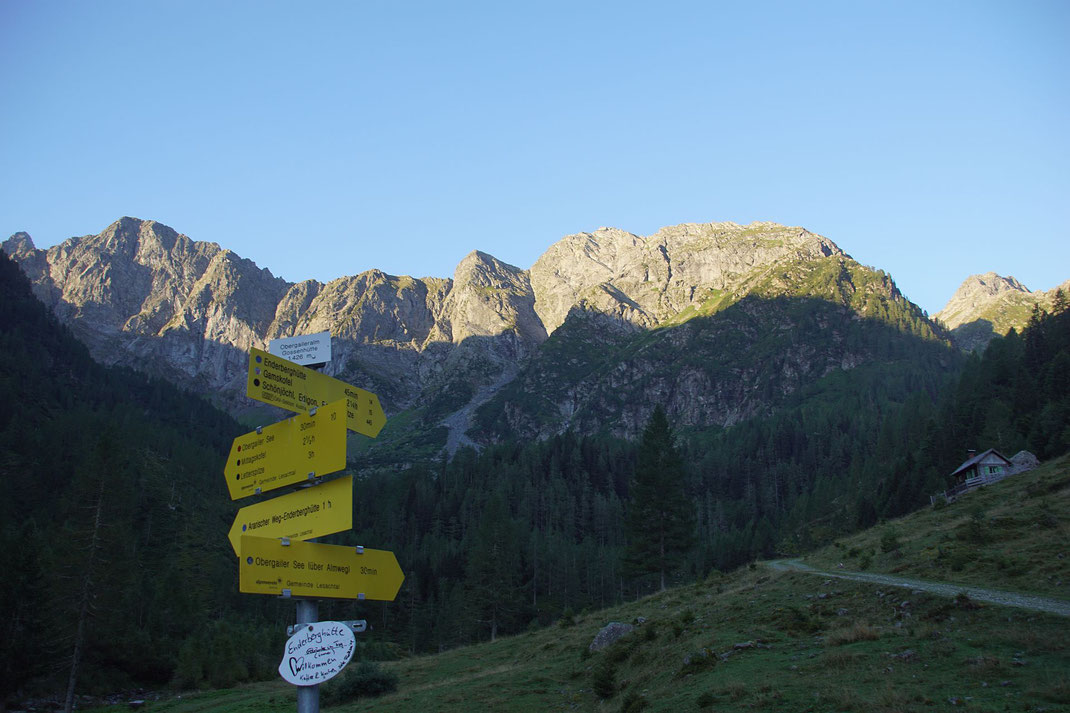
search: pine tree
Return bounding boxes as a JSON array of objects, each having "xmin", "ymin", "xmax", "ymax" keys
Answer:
[{"xmin": 623, "ymin": 406, "xmax": 695, "ymax": 591}]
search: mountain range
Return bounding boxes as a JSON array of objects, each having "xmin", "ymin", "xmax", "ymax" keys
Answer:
[
  {"xmin": 3, "ymin": 217, "xmax": 1063, "ymax": 455},
  {"xmin": 4, "ymin": 217, "xmax": 1069, "ymax": 701}
]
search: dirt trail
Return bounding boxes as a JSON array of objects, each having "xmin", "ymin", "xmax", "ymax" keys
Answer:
[{"xmin": 765, "ymin": 559, "xmax": 1070, "ymax": 618}]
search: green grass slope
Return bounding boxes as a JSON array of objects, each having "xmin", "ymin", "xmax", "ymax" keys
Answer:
[
  {"xmin": 111, "ymin": 457, "xmax": 1069, "ymax": 713},
  {"xmin": 804, "ymin": 455, "xmax": 1070, "ymax": 600}
]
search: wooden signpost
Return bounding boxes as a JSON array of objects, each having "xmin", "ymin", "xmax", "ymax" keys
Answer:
[{"xmin": 222, "ymin": 335, "xmax": 403, "ymax": 713}]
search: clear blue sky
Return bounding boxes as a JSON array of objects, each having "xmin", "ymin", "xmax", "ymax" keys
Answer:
[{"xmin": 2, "ymin": 1, "xmax": 1067, "ymax": 315}]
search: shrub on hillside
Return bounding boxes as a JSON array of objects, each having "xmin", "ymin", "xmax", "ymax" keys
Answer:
[
  {"xmin": 321, "ymin": 661, "xmax": 399, "ymax": 704},
  {"xmin": 620, "ymin": 690, "xmax": 648, "ymax": 712},
  {"xmin": 880, "ymin": 527, "xmax": 901, "ymax": 553},
  {"xmin": 592, "ymin": 658, "xmax": 617, "ymax": 699}
]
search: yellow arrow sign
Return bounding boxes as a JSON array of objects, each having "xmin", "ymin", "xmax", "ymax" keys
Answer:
[
  {"xmin": 245, "ymin": 348, "xmax": 386, "ymax": 438},
  {"xmin": 224, "ymin": 399, "xmax": 347, "ymax": 500},
  {"xmin": 240, "ymin": 536, "xmax": 404, "ymax": 601},
  {"xmin": 227, "ymin": 476, "xmax": 353, "ymax": 556}
]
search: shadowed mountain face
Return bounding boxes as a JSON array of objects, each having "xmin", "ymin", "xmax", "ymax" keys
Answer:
[
  {"xmin": 474, "ymin": 256, "xmax": 953, "ymax": 441},
  {"xmin": 5, "ymin": 217, "xmax": 954, "ymax": 450}
]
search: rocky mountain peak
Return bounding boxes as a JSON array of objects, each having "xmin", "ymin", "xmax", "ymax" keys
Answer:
[
  {"xmin": 955, "ymin": 271, "xmax": 1028, "ymax": 300},
  {"xmin": 935, "ymin": 272, "xmax": 1031, "ymax": 330},
  {"xmin": 529, "ymin": 221, "xmax": 847, "ymax": 335},
  {"xmin": 454, "ymin": 250, "xmax": 522, "ymax": 287},
  {"xmin": 1, "ymin": 232, "xmax": 54, "ymax": 304},
  {"xmin": 529, "ymin": 227, "xmax": 645, "ymax": 334},
  {"xmin": 934, "ymin": 272, "xmax": 1070, "ymax": 352},
  {"xmin": 447, "ymin": 250, "xmax": 545, "ymax": 346},
  {"xmin": 5, "ymin": 216, "xmax": 970, "ymax": 449},
  {"xmin": 2, "ymin": 231, "xmax": 35, "ymax": 257}
]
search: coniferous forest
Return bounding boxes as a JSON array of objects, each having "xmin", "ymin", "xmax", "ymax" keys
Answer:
[
  {"xmin": 0, "ymin": 252, "xmax": 287, "ymax": 698},
  {"xmin": 2, "ymin": 247, "xmax": 1069, "ymax": 699}
]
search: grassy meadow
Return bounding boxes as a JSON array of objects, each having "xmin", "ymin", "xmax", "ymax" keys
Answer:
[
  {"xmin": 803, "ymin": 454, "xmax": 1070, "ymax": 599},
  {"xmin": 88, "ymin": 457, "xmax": 1070, "ymax": 713}
]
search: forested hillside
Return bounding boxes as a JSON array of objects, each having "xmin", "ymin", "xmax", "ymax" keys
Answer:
[
  {"xmin": 0, "ymin": 252, "xmax": 285, "ymax": 702},
  {"xmin": 938, "ymin": 299, "xmax": 1070, "ymax": 461}
]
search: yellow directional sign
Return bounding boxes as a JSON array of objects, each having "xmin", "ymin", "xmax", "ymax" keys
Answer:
[
  {"xmin": 246, "ymin": 348, "xmax": 386, "ymax": 438},
  {"xmin": 240, "ymin": 536, "xmax": 404, "ymax": 601},
  {"xmin": 227, "ymin": 476, "xmax": 353, "ymax": 556},
  {"xmin": 224, "ymin": 399, "xmax": 347, "ymax": 500}
]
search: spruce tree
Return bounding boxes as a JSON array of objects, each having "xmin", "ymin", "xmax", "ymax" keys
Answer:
[{"xmin": 623, "ymin": 406, "xmax": 694, "ymax": 591}]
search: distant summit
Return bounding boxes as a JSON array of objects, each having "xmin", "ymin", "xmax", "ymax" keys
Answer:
[
  {"xmin": 936, "ymin": 272, "xmax": 1070, "ymax": 351},
  {"xmin": 2, "ymin": 231, "xmax": 35, "ymax": 254},
  {"xmin": 935, "ymin": 272, "xmax": 1029, "ymax": 329}
]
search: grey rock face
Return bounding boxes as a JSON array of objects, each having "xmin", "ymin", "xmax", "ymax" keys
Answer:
[
  {"xmin": 935, "ymin": 272, "xmax": 1070, "ymax": 351},
  {"xmin": 935, "ymin": 272, "xmax": 1031, "ymax": 330},
  {"xmin": 1, "ymin": 218, "xmax": 549, "ymax": 429},
  {"xmin": 530, "ymin": 222, "xmax": 844, "ymax": 334},
  {"xmin": 3, "ymin": 218, "xmax": 290, "ymax": 405},
  {"xmin": 4, "ymin": 216, "xmax": 935, "ymax": 450}
]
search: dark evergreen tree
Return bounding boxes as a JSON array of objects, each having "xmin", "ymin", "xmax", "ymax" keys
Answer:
[
  {"xmin": 623, "ymin": 406, "xmax": 695, "ymax": 591},
  {"xmin": 465, "ymin": 493, "xmax": 522, "ymax": 641}
]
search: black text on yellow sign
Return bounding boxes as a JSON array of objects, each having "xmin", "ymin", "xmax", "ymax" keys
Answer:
[
  {"xmin": 245, "ymin": 348, "xmax": 386, "ymax": 438},
  {"xmin": 224, "ymin": 399, "xmax": 347, "ymax": 500},
  {"xmin": 240, "ymin": 536, "xmax": 404, "ymax": 601},
  {"xmin": 227, "ymin": 476, "xmax": 353, "ymax": 555}
]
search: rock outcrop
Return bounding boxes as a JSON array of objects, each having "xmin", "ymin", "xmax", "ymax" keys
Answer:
[{"xmin": 529, "ymin": 222, "xmax": 844, "ymax": 334}]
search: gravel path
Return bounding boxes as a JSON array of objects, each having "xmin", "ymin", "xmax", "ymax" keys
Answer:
[{"xmin": 765, "ymin": 559, "xmax": 1070, "ymax": 618}]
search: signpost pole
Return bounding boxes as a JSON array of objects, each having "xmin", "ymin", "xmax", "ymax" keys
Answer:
[
  {"xmin": 298, "ymin": 355, "xmax": 326, "ymax": 713},
  {"xmin": 295, "ymin": 598, "xmax": 320, "ymax": 713}
]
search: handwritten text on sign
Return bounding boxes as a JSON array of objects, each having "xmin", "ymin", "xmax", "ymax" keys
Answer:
[{"xmin": 278, "ymin": 620, "xmax": 355, "ymax": 686}]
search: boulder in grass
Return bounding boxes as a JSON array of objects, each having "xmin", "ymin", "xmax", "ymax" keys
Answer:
[{"xmin": 589, "ymin": 622, "xmax": 634, "ymax": 651}]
